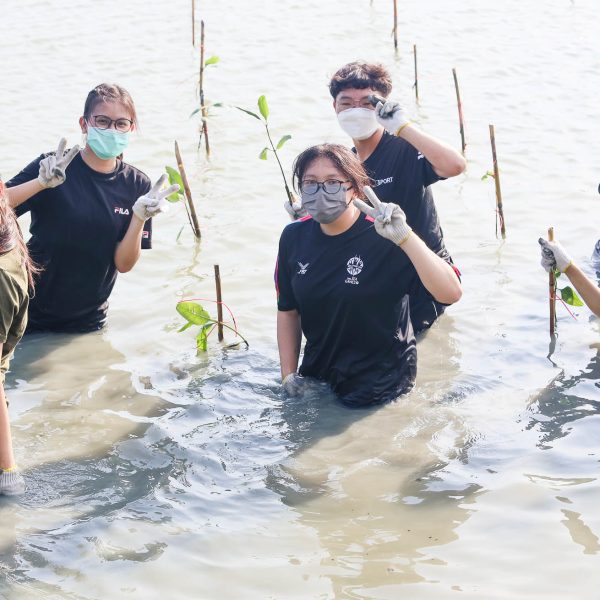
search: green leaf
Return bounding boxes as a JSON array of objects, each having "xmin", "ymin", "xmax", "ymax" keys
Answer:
[
  {"xmin": 258, "ymin": 95, "xmax": 269, "ymax": 120},
  {"xmin": 259, "ymin": 147, "xmax": 269, "ymax": 160},
  {"xmin": 553, "ymin": 268, "xmax": 561, "ymax": 279},
  {"xmin": 196, "ymin": 327, "xmax": 208, "ymax": 352},
  {"xmin": 235, "ymin": 106, "xmax": 261, "ymax": 120},
  {"xmin": 176, "ymin": 301, "xmax": 211, "ymax": 326},
  {"xmin": 276, "ymin": 134, "xmax": 291, "ymax": 150},
  {"xmin": 165, "ymin": 166, "xmax": 185, "ymax": 202},
  {"xmin": 204, "ymin": 55, "xmax": 220, "ymax": 66},
  {"xmin": 189, "ymin": 107, "xmax": 201, "ymax": 118},
  {"xmin": 481, "ymin": 170, "xmax": 494, "ymax": 181},
  {"xmin": 178, "ymin": 322, "xmax": 193, "ymax": 332},
  {"xmin": 560, "ymin": 286, "xmax": 584, "ymax": 307}
]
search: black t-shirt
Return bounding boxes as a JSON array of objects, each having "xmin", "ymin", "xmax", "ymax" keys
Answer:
[
  {"xmin": 276, "ymin": 214, "xmax": 418, "ymax": 407},
  {"xmin": 362, "ymin": 131, "xmax": 453, "ymax": 332},
  {"xmin": 7, "ymin": 152, "xmax": 152, "ymax": 332}
]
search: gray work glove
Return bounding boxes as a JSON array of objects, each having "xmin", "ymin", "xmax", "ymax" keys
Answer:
[
  {"xmin": 591, "ymin": 239, "xmax": 600, "ymax": 269},
  {"xmin": 37, "ymin": 138, "xmax": 80, "ymax": 189},
  {"xmin": 133, "ymin": 174, "xmax": 180, "ymax": 222},
  {"xmin": 375, "ymin": 100, "xmax": 410, "ymax": 136},
  {"xmin": 283, "ymin": 192, "xmax": 308, "ymax": 220},
  {"xmin": 0, "ymin": 468, "xmax": 25, "ymax": 496},
  {"xmin": 354, "ymin": 186, "xmax": 412, "ymax": 246},
  {"xmin": 282, "ymin": 372, "xmax": 307, "ymax": 397},
  {"xmin": 538, "ymin": 238, "xmax": 573, "ymax": 273}
]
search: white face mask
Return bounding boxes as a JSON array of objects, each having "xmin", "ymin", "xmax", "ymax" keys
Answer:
[{"xmin": 337, "ymin": 107, "xmax": 379, "ymax": 141}]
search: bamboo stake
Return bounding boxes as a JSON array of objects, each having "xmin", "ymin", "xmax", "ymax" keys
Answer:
[
  {"xmin": 174, "ymin": 141, "xmax": 201, "ymax": 239},
  {"xmin": 199, "ymin": 20, "xmax": 205, "ymax": 95},
  {"xmin": 393, "ymin": 0, "xmax": 398, "ymax": 50},
  {"xmin": 214, "ymin": 265, "xmax": 224, "ymax": 341},
  {"xmin": 198, "ymin": 21, "xmax": 211, "ymax": 158},
  {"xmin": 413, "ymin": 44, "xmax": 419, "ymax": 102},
  {"xmin": 548, "ymin": 227, "xmax": 556, "ymax": 336},
  {"xmin": 452, "ymin": 68, "xmax": 466, "ymax": 154},
  {"xmin": 191, "ymin": 0, "xmax": 195, "ymax": 47},
  {"xmin": 489, "ymin": 124, "xmax": 506, "ymax": 239}
]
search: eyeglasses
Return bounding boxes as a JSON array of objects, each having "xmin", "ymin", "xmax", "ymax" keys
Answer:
[
  {"xmin": 336, "ymin": 99, "xmax": 376, "ymax": 110},
  {"xmin": 89, "ymin": 115, "xmax": 134, "ymax": 132},
  {"xmin": 300, "ymin": 179, "xmax": 350, "ymax": 195}
]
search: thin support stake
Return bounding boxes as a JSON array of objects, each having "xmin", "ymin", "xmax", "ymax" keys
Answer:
[
  {"xmin": 198, "ymin": 21, "xmax": 211, "ymax": 158},
  {"xmin": 174, "ymin": 141, "xmax": 201, "ymax": 239},
  {"xmin": 548, "ymin": 227, "xmax": 556, "ymax": 336},
  {"xmin": 413, "ymin": 45, "xmax": 419, "ymax": 102},
  {"xmin": 214, "ymin": 265, "xmax": 224, "ymax": 342},
  {"xmin": 393, "ymin": 0, "xmax": 398, "ymax": 50},
  {"xmin": 489, "ymin": 124, "xmax": 506, "ymax": 239},
  {"xmin": 452, "ymin": 68, "xmax": 466, "ymax": 154},
  {"xmin": 191, "ymin": 0, "xmax": 195, "ymax": 47}
]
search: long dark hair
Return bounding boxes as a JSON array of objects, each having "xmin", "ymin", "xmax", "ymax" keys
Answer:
[{"xmin": 0, "ymin": 180, "xmax": 38, "ymax": 288}]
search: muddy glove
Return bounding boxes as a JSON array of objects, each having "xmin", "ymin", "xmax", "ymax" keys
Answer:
[
  {"xmin": 538, "ymin": 238, "xmax": 573, "ymax": 273},
  {"xmin": 37, "ymin": 138, "xmax": 80, "ymax": 189},
  {"xmin": 354, "ymin": 186, "xmax": 412, "ymax": 246},
  {"xmin": 591, "ymin": 239, "xmax": 600, "ymax": 269},
  {"xmin": 283, "ymin": 191, "xmax": 308, "ymax": 220},
  {"xmin": 0, "ymin": 467, "xmax": 25, "ymax": 496},
  {"xmin": 375, "ymin": 100, "xmax": 410, "ymax": 136},
  {"xmin": 282, "ymin": 373, "xmax": 307, "ymax": 397},
  {"xmin": 133, "ymin": 174, "xmax": 180, "ymax": 222}
]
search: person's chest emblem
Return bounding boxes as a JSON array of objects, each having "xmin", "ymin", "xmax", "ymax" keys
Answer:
[
  {"xmin": 345, "ymin": 255, "xmax": 363, "ymax": 285},
  {"xmin": 114, "ymin": 206, "xmax": 130, "ymax": 215},
  {"xmin": 297, "ymin": 262, "xmax": 309, "ymax": 275}
]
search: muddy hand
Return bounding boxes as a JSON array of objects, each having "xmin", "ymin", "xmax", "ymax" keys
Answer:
[
  {"xmin": 133, "ymin": 174, "xmax": 179, "ymax": 222},
  {"xmin": 37, "ymin": 138, "xmax": 80, "ymax": 188}
]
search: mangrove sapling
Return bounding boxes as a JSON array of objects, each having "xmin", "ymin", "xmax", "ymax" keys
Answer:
[
  {"xmin": 236, "ymin": 95, "xmax": 294, "ymax": 206},
  {"xmin": 486, "ymin": 125, "xmax": 506, "ymax": 239},
  {"xmin": 214, "ymin": 264, "xmax": 224, "ymax": 342},
  {"xmin": 452, "ymin": 68, "xmax": 466, "ymax": 154},
  {"xmin": 176, "ymin": 300, "xmax": 249, "ymax": 353}
]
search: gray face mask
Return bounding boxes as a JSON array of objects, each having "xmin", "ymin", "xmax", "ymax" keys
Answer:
[{"xmin": 301, "ymin": 186, "xmax": 350, "ymax": 224}]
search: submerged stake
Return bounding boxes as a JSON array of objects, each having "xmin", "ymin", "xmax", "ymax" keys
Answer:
[
  {"xmin": 198, "ymin": 21, "xmax": 211, "ymax": 158},
  {"xmin": 174, "ymin": 141, "xmax": 201, "ymax": 239},
  {"xmin": 214, "ymin": 265, "xmax": 224, "ymax": 341},
  {"xmin": 191, "ymin": 0, "xmax": 195, "ymax": 47},
  {"xmin": 413, "ymin": 44, "xmax": 419, "ymax": 102},
  {"xmin": 548, "ymin": 227, "xmax": 556, "ymax": 336},
  {"xmin": 489, "ymin": 124, "xmax": 506, "ymax": 239},
  {"xmin": 452, "ymin": 68, "xmax": 466, "ymax": 154},
  {"xmin": 393, "ymin": 0, "xmax": 398, "ymax": 50}
]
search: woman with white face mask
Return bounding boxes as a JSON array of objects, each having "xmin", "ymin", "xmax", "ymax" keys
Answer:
[
  {"xmin": 276, "ymin": 144, "xmax": 462, "ymax": 407},
  {"xmin": 6, "ymin": 83, "xmax": 178, "ymax": 333}
]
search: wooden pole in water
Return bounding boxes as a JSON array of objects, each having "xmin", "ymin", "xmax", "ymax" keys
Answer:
[
  {"xmin": 489, "ymin": 124, "xmax": 506, "ymax": 239},
  {"xmin": 548, "ymin": 227, "xmax": 556, "ymax": 336},
  {"xmin": 198, "ymin": 20, "xmax": 211, "ymax": 158},
  {"xmin": 214, "ymin": 265, "xmax": 224, "ymax": 341},
  {"xmin": 452, "ymin": 68, "xmax": 466, "ymax": 154},
  {"xmin": 413, "ymin": 44, "xmax": 419, "ymax": 102},
  {"xmin": 174, "ymin": 141, "xmax": 201, "ymax": 239},
  {"xmin": 393, "ymin": 0, "xmax": 398, "ymax": 50},
  {"xmin": 191, "ymin": 0, "xmax": 195, "ymax": 47}
]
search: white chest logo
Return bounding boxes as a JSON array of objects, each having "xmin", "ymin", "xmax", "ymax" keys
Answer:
[
  {"xmin": 297, "ymin": 262, "xmax": 309, "ymax": 275},
  {"xmin": 345, "ymin": 256, "xmax": 363, "ymax": 285},
  {"xmin": 114, "ymin": 207, "xmax": 130, "ymax": 215}
]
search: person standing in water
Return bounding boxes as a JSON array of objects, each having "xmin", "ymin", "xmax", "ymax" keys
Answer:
[
  {"xmin": 6, "ymin": 83, "xmax": 178, "ymax": 333},
  {"xmin": 276, "ymin": 144, "xmax": 462, "ymax": 407},
  {"xmin": 0, "ymin": 177, "xmax": 36, "ymax": 495}
]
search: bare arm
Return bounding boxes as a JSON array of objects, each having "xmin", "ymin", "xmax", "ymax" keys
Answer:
[
  {"xmin": 401, "ymin": 233, "xmax": 462, "ymax": 305},
  {"xmin": 277, "ymin": 309, "xmax": 302, "ymax": 379},
  {"xmin": 114, "ymin": 216, "xmax": 145, "ymax": 273},
  {"xmin": 6, "ymin": 179, "xmax": 44, "ymax": 209},
  {"xmin": 564, "ymin": 263, "xmax": 600, "ymax": 317},
  {"xmin": 399, "ymin": 125, "xmax": 466, "ymax": 178}
]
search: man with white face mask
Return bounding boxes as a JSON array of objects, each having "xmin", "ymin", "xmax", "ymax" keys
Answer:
[{"xmin": 329, "ymin": 61, "xmax": 466, "ymax": 334}]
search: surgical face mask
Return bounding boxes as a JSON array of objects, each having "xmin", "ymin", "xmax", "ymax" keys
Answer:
[
  {"xmin": 86, "ymin": 126, "xmax": 129, "ymax": 160},
  {"xmin": 337, "ymin": 107, "xmax": 378, "ymax": 141},
  {"xmin": 301, "ymin": 185, "xmax": 351, "ymax": 224}
]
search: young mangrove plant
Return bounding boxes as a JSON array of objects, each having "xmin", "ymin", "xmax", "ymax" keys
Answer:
[
  {"xmin": 176, "ymin": 299, "xmax": 248, "ymax": 353},
  {"xmin": 236, "ymin": 95, "xmax": 294, "ymax": 206}
]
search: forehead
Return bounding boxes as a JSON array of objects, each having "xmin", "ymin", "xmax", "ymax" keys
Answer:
[
  {"xmin": 89, "ymin": 100, "xmax": 132, "ymax": 118},
  {"xmin": 304, "ymin": 156, "xmax": 343, "ymax": 177},
  {"xmin": 335, "ymin": 87, "xmax": 377, "ymax": 101}
]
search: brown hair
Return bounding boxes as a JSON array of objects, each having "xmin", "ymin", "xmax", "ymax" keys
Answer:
[
  {"xmin": 0, "ymin": 180, "xmax": 38, "ymax": 289},
  {"xmin": 292, "ymin": 144, "xmax": 371, "ymax": 195},
  {"xmin": 329, "ymin": 61, "xmax": 392, "ymax": 100},
  {"xmin": 83, "ymin": 83, "xmax": 138, "ymax": 127}
]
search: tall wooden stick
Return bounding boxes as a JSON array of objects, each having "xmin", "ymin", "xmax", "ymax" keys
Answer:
[
  {"xmin": 452, "ymin": 68, "xmax": 466, "ymax": 154},
  {"xmin": 392, "ymin": 0, "xmax": 398, "ymax": 50},
  {"xmin": 489, "ymin": 124, "xmax": 506, "ymax": 239},
  {"xmin": 191, "ymin": 0, "xmax": 195, "ymax": 47},
  {"xmin": 548, "ymin": 227, "xmax": 556, "ymax": 336},
  {"xmin": 198, "ymin": 20, "xmax": 211, "ymax": 157},
  {"xmin": 174, "ymin": 141, "xmax": 201, "ymax": 239},
  {"xmin": 214, "ymin": 265, "xmax": 224, "ymax": 341},
  {"xmin": 413, "ymin": 44, "xmax": 419, "ymax": 102}
]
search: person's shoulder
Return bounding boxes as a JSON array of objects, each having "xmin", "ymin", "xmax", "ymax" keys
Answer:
[
  {"xmin": 119, "ymin": 161, "xmax": 152, "ymax": 189},
  {"xmin": 280, "ymin": 215, "xmax": 314, "ymax": 242}
]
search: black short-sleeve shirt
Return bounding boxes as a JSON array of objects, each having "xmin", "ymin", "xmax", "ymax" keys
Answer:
[
  {"xmin": 362, "ymin": 132, "xmax": 453, "ymax": 332},
  {"xmin": 276, "ymin": 214, "xmax": 418, "ymax": 407},
  {"xmin": 7, "ymin": 152, "xmax": 152, "ymax": 332}
]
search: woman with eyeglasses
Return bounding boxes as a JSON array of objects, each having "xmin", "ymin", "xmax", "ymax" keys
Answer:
[
  {"xmin": 5, "ymin": 83, "xmax": 177, "ymax": 332},
  {"xmin": 276, "ymin": 144, "xmax": 462, "ymax": 407},
  {"xmin": 0, "ymin": 177, "xmax": 36, "ymax": 494}
]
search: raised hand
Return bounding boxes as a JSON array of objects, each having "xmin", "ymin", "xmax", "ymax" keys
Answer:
[
  {"xmin": 375, "ymin": 100, "xmax": 410, "ymax": 136},
  {"xmin": 283, "ymin": 191, "xmax": 308, "ymax": 220},
  {"xmin": 353, "ymin": 186, "xmax": 412, "ymax": 246},
  {"xmin": 132, "ymin": 174, "xmax": 180, "ymax": 222},
  {"xmin": 538, "ymin": 238, "xmax": 573, "ymax": 273},
  {"xmin": 37, "ymin": 138, "xmax": 80, "ymax": 189}
]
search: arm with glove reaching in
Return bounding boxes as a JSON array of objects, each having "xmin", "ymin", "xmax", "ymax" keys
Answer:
[
  {"xmin": 374, "ymin": 100, "xmax": 466, "ymax": 178},
  {"xmin": 277, "ymin": 309, "xmax": 310, "ymax": 396},
  {"xmin": 539, "ymin": 238, "xmax": 600, "ymax": 317},
  {"xmin": 114, "ymin": 174, "xmax": 179, "ymax": 273},
  {"xmin": 354, "ymin": 186, "xmax": 462, "ymax": 305},
  {"xmin": 7, "ymin": 138, "xmax": 81, "ymax": 208}
]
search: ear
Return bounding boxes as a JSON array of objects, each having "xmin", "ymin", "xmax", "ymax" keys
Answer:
[{"xmin": 79, "ymin": 116, "xmax": 87, "ymax": 133}]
